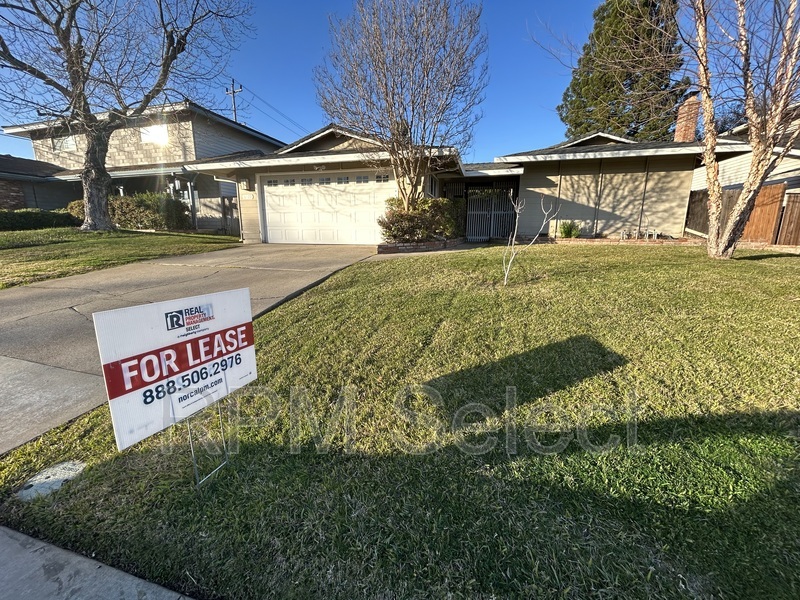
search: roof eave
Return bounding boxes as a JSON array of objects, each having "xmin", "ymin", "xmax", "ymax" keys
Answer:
[
  {"xmin": 465, "ymin": 167, "xmax": 524, "ymax": 176},
  {"xmin": 185, "ymin": 150, "xmax": 393, "ymax": 171},
  {"xmin": 495, "ymin": 143, "xmax": 750, "ymax": 162},
  {"xmin": 185, "ymin": 147, "xmax": 458, "ymax": 172},
  {"xmin": 277, "ymin": 125, "xmax": 381, "ymax": 155}
]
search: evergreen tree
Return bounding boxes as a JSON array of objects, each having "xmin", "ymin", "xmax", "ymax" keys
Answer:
[{"xmin": 557, "ymin": 0, "xmax": 689, "ymax": 141}]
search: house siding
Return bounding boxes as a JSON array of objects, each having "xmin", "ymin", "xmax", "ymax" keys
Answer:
[
  {"xmin": 692, "ymin": 154, "xmax": 800, "ymax": 193},
  {"xmin": 596, "ymin": 159, "xmax": 647, "ymax": 235},
  {"xmin": 193, "ymin": 175, "xmax": 228, "ymax": 230},
  {"xmin": 518, "ymin": 156, "xmax": 694, "ymax": 239},
  {"xmin": 287, "ymin": 133, "xmax": 381, "ymax": 154},
  {"xmin": 517, "ymin": 164, "xmax": 561, "ymax": 234},
  {"xmin": 191, "ymin": 116, "xmax": 281, "ymax": 159},
  {"xmin": 31, "ymin": 117, "xmax": 196, "ymax": 170},
  {"xmin": 558, "ymin": 162, "xmax": 603, "ymax": 235},
  {"xmin": 641, "ymin": 157, "xmax": 695, "ymax": 236}
]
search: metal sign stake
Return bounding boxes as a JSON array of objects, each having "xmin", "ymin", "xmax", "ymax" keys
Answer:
[{"xmin": 187, "ymin": 401, "xmax": 230, "ymax": 488}]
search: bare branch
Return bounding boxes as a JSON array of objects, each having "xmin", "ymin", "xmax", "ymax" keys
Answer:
[{"xmin": 315, "ymin": 0, "xmax": 488, "ymax": 210}]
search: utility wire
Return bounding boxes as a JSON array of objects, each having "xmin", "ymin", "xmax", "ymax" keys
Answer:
[
  {"xmin": 244, "ymin": 88, "xmax": 311, "ymax": 135},
  {"xmin": 245, "ymin": 100, "xmax": 305, "ymax": 139}
]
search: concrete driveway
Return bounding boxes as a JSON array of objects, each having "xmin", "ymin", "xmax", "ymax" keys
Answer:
[{"xmin": 0, "ymin": 244, "xmax": 374, "ymax": 455}]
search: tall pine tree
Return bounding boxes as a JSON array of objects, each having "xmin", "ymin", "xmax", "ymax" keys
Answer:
[{"xmin": 557, "ymin": 0, "xmax": 690, "ymax": 141}]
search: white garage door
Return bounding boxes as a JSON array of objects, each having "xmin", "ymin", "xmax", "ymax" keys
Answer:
[{"xmin": 261, "ymin": 173, "xmax": 394, "ymax": 244}]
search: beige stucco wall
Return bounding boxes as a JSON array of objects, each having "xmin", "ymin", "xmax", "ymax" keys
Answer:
[
  {"xmin": 641, "ymin": 157, "xmax": 695, "ymax": 236},
  {"xmin": 595, "ymin": 159, "xmax": 647, "ymax": 235},
  {"xmin": 518, "ymin": 155, "xmax": 695, "ymax": 238},
  {"xmin": 517, "ymin": 164, "xmax": 561, "ymax": 234},
  {"xmin": 557, "ymin": 162, "xmax": 603, "ymax": 235},
  {"xmin": 31, "ymin": 118, "xmax": 195, "ymax": 170}
]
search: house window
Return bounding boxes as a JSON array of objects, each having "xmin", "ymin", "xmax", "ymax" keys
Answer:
[
  {"xmin": 376, "ymin": 174, "xmax": 390, "ymax": 183},
  {"xmin": 51, "ymin": 135, "xmax": 77, "ymax": 152},
  {"xmin": 265, "ymin": 179, "xmax": 279, "ymax": 187},
  {"xmin": 301, "ymin": 178, "xmax": 313, "ymax": 186},
  {"xmin": 284, "ymin": 178, "xmax": 296, "ymax": 186},
  {"xmin": 319, "ymin": 177, "xmax": 331, "ymax": 185},
  {"xmin": 428, "ymin": 175, "xmax": 439, "ymax": 197},
  {"xmin": 356, "ymin": 175, "xmax": 369, "ymax": 184},
  {"xmin": 140, "ymin": 123, "xmax": 169, "ymax": 146},
  {"xmin": 337, "ymin": 176, "xmax": 350, "ymax": 185}
]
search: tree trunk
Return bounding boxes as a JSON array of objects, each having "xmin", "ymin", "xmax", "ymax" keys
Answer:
[{"xmin": 80, "ymin": 130, "xmax": 115, "ymax": 231}]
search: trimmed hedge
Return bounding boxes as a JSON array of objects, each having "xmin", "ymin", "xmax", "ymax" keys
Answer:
[
  {"xmin": 67, "ymin": 192, "xmax": 191, "ymax": 230},
  {"xmin": 378, "ymin": 197, "xmax": 465, "ymax": 243},
  {"xmin": 0, "ymin": 209, "xmax": 81, "ymax": 231}
]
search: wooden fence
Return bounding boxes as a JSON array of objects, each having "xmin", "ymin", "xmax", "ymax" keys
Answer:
[
  {"xmin": 685, "ymin": 183, "xmax": 797, "ymax": 245},
  {"xmin": 777, "ymin": 194, "xmax": 800, "ymax": 246}
]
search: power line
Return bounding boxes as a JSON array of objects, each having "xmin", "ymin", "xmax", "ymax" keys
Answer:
[
  {"xmin": 245, "ymin": 101, "xmax": 304, "ymax": 139},
  {"xmin": 245, "ymin": 88, "xmax": 311, "ymax": 135}
]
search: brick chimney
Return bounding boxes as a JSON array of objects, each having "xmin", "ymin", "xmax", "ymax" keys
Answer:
[{"xmin": 674, "ymin": 92, "xmax": 701, "ymax": 143}]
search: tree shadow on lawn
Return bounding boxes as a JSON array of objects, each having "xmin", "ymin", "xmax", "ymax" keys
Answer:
[
  {"xmin": 6, "ymin": 336, "xmax": 799, "ymax": 599},
  {"xmin": 734, "ymin": 252, "xmax": 800, "ymax": 261},
  {"xmin": 203, "ymin": 411, "xmax": 800, "ymax": 598}
]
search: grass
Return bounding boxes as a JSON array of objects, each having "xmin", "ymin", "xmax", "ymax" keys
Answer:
[
  {"xmin": 1, "ymin": 245, "xmax": 799, "ymax": 599},
  {"xmin": 0, "ymin": 228, "xmax": 241, "ymax": 289}
]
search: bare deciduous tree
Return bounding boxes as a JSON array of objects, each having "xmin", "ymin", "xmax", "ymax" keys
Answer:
[
  {"xmin": 315, "ymin": 0, "xmax": 488, "ymax": 211},
  {"xmin": 0, "ymin": 0, "xmax": 251, "ymax": 230},
  {"xmin": 540, "ymin": 0, "xmax": 800, "ymax": 258},
  {"xmin": 502, "ymin": 194, "xmax": 560, "ymax": 286},
  {"xmin": 687, "ymin": 0, "xmax": 800, "ymax": 258}
]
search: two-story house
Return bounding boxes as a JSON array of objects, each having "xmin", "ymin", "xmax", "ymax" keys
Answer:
[{"xmin": 2, "ymin": 101, "xmax": 284, "ymax": 232}]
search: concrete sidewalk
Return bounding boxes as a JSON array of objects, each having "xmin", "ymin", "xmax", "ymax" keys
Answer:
[
  {"xmin": 0, "ymin": 527, "xmax": 193, "ymax": 599},
  {"xmin": 0, "ymin": 244, "xmax": 374, "ymax": 455}
]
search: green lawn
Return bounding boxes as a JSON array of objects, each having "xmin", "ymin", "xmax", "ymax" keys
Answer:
[
  {"xmin": 0, "ymin": 228, "xmax": 240, "ymax": 289},
  {"xmin": 1, "ymin": 246, "xmax": 799, "ymax": 599}
]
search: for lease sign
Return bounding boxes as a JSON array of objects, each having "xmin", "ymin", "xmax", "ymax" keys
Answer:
[{"xmin": 93, "ymin": 288, "xmax": 257, "ymax": 451}]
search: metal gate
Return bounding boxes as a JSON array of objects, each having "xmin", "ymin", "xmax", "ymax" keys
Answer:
[{"xmin": 465, "ymin": 185, "xmax": 516, "ymax": 242}]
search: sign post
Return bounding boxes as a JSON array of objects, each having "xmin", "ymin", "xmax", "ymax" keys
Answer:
[{"xmin": 93, "ymin": 288, "xmax": 257, "ymax": 483}]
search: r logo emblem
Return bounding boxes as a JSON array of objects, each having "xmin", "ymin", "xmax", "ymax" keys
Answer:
[{"xmin": 165, "ymin": 310, "xmax": 184, "ymax": 330}]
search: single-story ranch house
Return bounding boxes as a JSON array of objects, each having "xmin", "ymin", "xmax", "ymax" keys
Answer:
[{"xmin": 185, "ymin": 122, "xmax": 754, "ymax": 245}]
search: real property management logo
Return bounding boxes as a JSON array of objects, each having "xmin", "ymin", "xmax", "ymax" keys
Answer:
[{"xmin": 165, "ymin": 303, "xmax": 215, "ymax": 332}]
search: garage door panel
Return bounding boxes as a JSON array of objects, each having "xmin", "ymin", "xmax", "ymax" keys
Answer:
[{"xmin": 262, "ymin": 179, "xmax": 389, "ymax": 245}]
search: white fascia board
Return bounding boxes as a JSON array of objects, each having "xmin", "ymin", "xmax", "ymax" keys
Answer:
[
  {"xmin": 185, "ymin": 151, "xmax": 391, "ymax": 171},
  {"xmin": 495, "ymin": 146, "xmax": 704, "ymax": 162},
  {"xmin": 54, "ymin": 166, "xmax": 183, "ymax": 182},
  {"xmin": 276, "ymin": 130, "xmax": 331, "ymax": 153},
  {"xmin": 465, "ymin": 167, "xmax": 524, "ymax": 176},
  {"xmin": 3, "ymin": 123, "xmax": 46, "ymax": 134}
]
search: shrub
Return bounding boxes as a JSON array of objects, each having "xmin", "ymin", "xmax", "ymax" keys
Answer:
[
  {"xmin": 67, "ymin": 193, "xmax": 191, "ymax": 230},
  {"xmin": 0, "ymin": 208, "xmax": 81, "ymax": 231},
  {"xmin": 379, "ymin": 196, "xmax": 464, "ymax": 243},
  {"xmin": 378, "ymin": 209, "xmax": 433, "ymax": 243},
  {"xmin": 559, "ymin": 220, "xmax": 582, "ymax": 238}
]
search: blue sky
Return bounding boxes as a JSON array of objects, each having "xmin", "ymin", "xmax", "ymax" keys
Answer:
[{"xmin": 0, "ymin": 0, "xmax": 601, "ymax": 163}]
